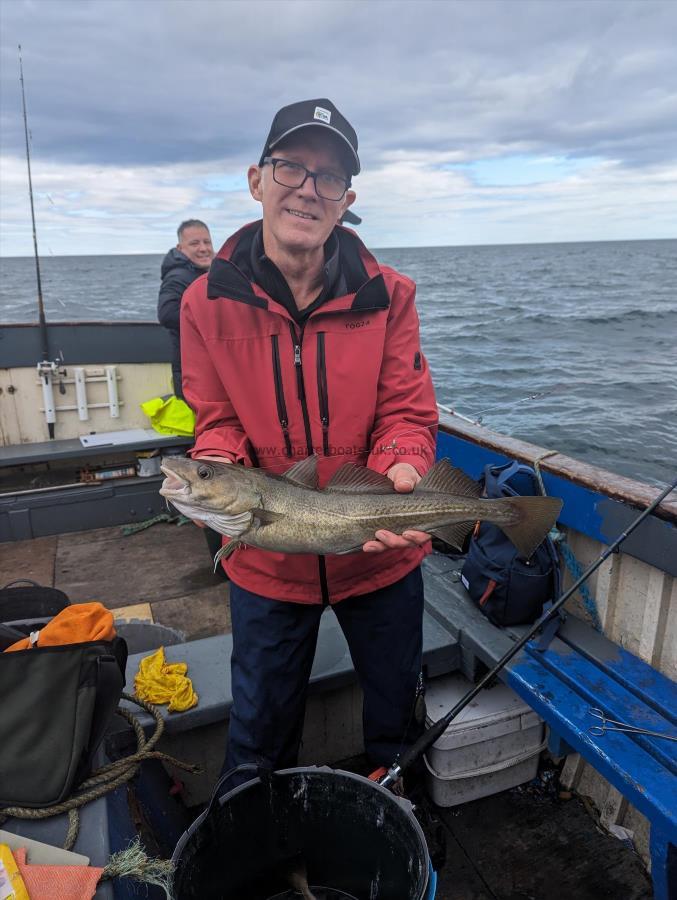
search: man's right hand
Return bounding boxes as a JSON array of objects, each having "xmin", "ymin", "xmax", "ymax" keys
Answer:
[{"xmin": 190, "ymin": 456, "xmax": 232, "ymax": 527}]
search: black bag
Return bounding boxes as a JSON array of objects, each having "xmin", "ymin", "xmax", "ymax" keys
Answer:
[
  {"xmin": 0, "ymin": 579, "xmax": 70, "ymax": 621},
  {"xmin": 460, "ymin": 461, "xmax": 561, "ymax": 626},
  {"xmin": 0, "ymin": 618, "xmax": 128, "ymax": 808}
]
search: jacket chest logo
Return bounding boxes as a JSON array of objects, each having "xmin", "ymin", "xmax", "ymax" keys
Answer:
[{"xmin": 345, "ymin": 319, "xmax": 371, "ymax": 330}]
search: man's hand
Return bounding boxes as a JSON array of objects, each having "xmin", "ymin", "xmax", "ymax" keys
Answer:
[
  {"xmin": 362, "ymin": 462, "xmax": 431, "ymax": 553},
  {"xmin": 189, "ymin": 455, "xmax": 232, "ymax": 528}
]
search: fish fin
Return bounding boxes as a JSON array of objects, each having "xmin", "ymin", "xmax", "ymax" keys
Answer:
[
  {"xmin": 498, "ymin": 496, "xmax": 563, "ymax": 558},
  {"xmin": 334, "ymin": 545, "xmax": 364, "ymax": 555},
  {"xmin": 213, "ymin": 539, "xmax": 241, "ymax": 570},
  {"xmin": 325, "ymin": 464, "xmax": 395, "ymax": 494},
  {"xmin": 430, "ymin": 522, "xmax": 474, "ymax": 551},
  {"xmin": 283, "ymin": 455, "xmax": 319, "ymax": 489},
  {"xmin": 417, "ymin": 459, "xmax": 482, "ymax": 497},
  {"xmin": 207, "ymin": 510, "xmax": 252, "ymax": 537}
]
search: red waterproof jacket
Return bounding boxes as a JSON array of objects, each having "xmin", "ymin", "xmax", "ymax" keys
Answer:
[{"xmin": 181, "ymin": 222, "xmax": 438, "ymax": 603}]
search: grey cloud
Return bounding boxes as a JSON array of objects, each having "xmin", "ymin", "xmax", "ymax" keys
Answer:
[{"xmin": 0, "ymin": 0, "xmax": 676, "ymax": 171}]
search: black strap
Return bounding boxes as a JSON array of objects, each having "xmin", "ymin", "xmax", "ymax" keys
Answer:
[
  {"xmin": 2, "ymin": 579, "xmax": 42, "ymax": 589},
  {"xmin": 85, "ymin": 652, "xmax": 125, "ymax": 758},
  {"xmin": 534, "ymin": 605, "xmax": 566, "ymax": 652},
  {"xmin": 0, "ymin": 623, "xmax": 27, "ymax": 651}
]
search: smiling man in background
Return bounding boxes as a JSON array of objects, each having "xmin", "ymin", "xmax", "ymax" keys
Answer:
[
  {"xmin": 157, "ymin": 219, "xmax": 214, "ymax": 400},
  {"xmin": 179, "ymin": 99, "xmax": 438, "ymax": 783}
]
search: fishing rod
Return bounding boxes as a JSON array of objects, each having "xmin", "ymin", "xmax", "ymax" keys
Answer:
[
  {"xmin": 438, "ymin": 383, "xmax": 570, "ymax": 427},
  {"xmin": 19, "ymin": 46, "xmax": 48, "ymax": 360},
  {"xmin": 377, "ymin": 472, "xmax": 677, "ymax": 790},
  {"xmin": 18, "ymin": 45, "xmax": 63, "ymax": 440}
]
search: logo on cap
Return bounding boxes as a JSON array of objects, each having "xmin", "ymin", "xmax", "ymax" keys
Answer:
[{"xmin": 313, "ymin": 106, "xmax": 331, "ymax": 124}]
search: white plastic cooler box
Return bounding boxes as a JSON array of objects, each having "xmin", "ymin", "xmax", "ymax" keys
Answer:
[{"xmin": 424, "ymin": 672, "xmax": 546, "ymax": 807}]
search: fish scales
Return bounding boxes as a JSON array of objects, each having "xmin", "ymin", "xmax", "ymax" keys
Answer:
[
  {"xmin": 247, "ymin": 478, "xmax": 515, "ymax": 554},
  {"xmin": 159, "ymin": 456, "xmax": 562, "ymax": 559}
]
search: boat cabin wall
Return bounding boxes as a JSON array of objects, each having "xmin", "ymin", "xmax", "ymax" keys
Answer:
[{"xmin": 0, "ymin": 322, "xmax": 174, "ymax": 444}]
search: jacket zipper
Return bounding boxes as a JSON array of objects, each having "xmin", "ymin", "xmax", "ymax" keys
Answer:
[
  {"xmin": 287, "ymin": 320, "xmax": 330, "ymax": 606},
  {"xmin": 287, "ymin": 321, "xmax": 314, "ymax": 457},
  {"xmin": 316, "ymin": 332, "xmax": 330, "ymax": 456},
  {"xmin": 271, "ymin": 334, "xmax": 292, "ymax": 458}
]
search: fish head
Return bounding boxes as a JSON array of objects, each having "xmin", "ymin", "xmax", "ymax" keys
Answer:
[{"xmin": 159, "ymin": 457, "xmax": 261, "ymax": 533}]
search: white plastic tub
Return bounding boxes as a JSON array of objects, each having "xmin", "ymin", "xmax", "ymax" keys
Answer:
[{"xmin": 424, "ymin": 672, "xmax": 545, "ymax": 807}]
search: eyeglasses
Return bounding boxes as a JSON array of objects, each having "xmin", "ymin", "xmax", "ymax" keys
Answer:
[{"xmin": 263, "ymin": 157, "xmax": 350, "ymax": 201}]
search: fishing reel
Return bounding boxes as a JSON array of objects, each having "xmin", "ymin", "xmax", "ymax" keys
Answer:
[{"xmin": 36, "ymin": 352, "xmax": 68, "ymax": 438}]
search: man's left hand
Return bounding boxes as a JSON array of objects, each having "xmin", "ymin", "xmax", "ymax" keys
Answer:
[{"xmin": 362, "ymin": 463, "xmax": 431, "ymax": 553}]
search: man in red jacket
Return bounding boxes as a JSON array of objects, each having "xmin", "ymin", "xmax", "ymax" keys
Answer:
[{"xmin": 180, "ymin": 99, "xmax": 438, "ymax": 779}]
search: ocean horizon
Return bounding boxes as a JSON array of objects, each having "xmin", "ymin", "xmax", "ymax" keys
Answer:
[
  {"xmin": 1, "ymin": 237, "xmax": 676, "ymax": 488},
  {"xmin": 2, "ymin": 235, "xmax": 674, "ymax": 260}
]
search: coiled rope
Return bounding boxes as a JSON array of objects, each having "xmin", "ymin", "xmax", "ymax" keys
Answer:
[
  {"xmin": 121, "ymin": 512, "xmax": 191, "ymax": 536},
  {"xmin": 533, "ymin": 451, "xmax": 602, "ymax": 632},
  {"xmin": 0, "ymin": 692, "xmax": 200, "ymax": 850}
]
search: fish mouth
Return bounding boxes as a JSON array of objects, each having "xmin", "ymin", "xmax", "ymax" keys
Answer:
[{"xmin": 159, "ymin": 465, "xmax": 191, "ymax": 497}]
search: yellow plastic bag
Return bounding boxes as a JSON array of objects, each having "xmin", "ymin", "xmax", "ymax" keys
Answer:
[
  {"xmin": 0, "ymin": 845, "xmax": 30, "ymax": 900},
  {"xmin": 140, "ymin": 396, "xmax": 195, "ymax": 436},
  {"xmin": 134, "ymin": 646, "xmax": 198, "ymax": 712}
]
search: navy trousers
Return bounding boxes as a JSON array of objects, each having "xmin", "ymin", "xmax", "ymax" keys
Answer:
[{"xmin": 224, "ymin": 567, "xmax": 424, "ymax": 776}]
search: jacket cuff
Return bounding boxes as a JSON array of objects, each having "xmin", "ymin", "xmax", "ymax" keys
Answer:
[{"xmin": 188, "ymin": 432, "xmax": 251, "ymax": 466}]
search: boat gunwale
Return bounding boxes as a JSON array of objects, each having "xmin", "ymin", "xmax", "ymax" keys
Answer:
[{"xmin": 439, "ymin": 414, "xmax": 676, "ymax": 524}]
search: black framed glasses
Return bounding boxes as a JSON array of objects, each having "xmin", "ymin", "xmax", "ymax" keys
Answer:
[{"xmin": 263, "ymin": 157, "xmax": 350, "ymax": 201}]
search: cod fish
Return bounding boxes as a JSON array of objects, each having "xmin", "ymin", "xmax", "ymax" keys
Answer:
[{"xmin": 160, "ymin": 455, "xmax": 562, "ymax": 560}]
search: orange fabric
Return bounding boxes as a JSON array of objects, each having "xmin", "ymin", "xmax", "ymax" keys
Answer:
[
  {"xmin": 14, "ymin": 848, "xmax": 103, "ymax": 900},
  {"xmin": 4, "ymin": 602, "xmax": 115, "ymax": 652},
  {"xmin": 479, "ymin": 578, "xmax": 498, "ymax": 607}
]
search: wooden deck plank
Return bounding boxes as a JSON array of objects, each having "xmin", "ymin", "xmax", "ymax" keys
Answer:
[
  {"xmin": 151, "ymin": 584, "xmax": 231, "ymax": 640},
  {"xmin": 54, "ymin": 521, "xmax": 220, "ymax": 606},
  {"xmin": 436, "ymin": 787, "xmax": 652, "ymax": 899},
  {"xmin": 0, "ymin": 534, "xmax": 58, "ymax": 588}
]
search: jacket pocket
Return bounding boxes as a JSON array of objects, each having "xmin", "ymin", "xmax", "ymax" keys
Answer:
[
  {"xmin": 316, "ymin": 332, "xmax": 330, "ymax": 456},
  {"xmin": 271, "ymin": 334, "xmax": 292, "ymax": 458}
]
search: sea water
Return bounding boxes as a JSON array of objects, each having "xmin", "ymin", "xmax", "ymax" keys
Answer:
[{"xmin": 1, "ymin": 238, "xmax": 675, "ymax": 486}]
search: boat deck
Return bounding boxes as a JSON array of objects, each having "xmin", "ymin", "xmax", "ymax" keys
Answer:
[
  {"xmin": 0, "ymin": 522, "xmax": 654, "ymax": 899},
  {"xmin": 0, "ymin": 518, "xmax": 231, "ymax": 639}
]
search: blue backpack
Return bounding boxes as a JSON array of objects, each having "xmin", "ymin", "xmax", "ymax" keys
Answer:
[{"xmin": 460, "ymin": 461, "xmax": 561, "ymax": 627}]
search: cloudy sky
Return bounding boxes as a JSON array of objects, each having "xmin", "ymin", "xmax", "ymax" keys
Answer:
[{"xmin": 1, "ymin": 0, "xmax": 676, "ymax": 256}]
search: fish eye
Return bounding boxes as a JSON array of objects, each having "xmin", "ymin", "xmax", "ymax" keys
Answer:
[{"xmin": 197, "ymin": 465, "xmax": 213, "ymax": 480}]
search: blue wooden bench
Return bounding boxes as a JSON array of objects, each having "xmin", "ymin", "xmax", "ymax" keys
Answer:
[{"xmin": 424, "ymin": 552, "xmax": 677, "ymax": 900}]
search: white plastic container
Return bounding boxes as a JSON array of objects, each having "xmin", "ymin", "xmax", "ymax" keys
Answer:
[{"xmin": 424, "ymin": 672, "xmax": 545, "ymax": 807}]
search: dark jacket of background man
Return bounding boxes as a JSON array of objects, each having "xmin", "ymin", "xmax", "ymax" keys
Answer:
[{"xmin": 157, "ymin": 248, "xmax": 209, "ymax": 399}]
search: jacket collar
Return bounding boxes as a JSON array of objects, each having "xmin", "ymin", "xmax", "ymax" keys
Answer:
[{"xmin": 207, "ymin": 220, "xmax": 390, "ymax": 317}]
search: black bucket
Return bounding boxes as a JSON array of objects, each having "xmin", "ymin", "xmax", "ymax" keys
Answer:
[
  {"xmin": 172, "ymin": 766, "xmax": 432, "ymax": 900},
  {"xmin": 0, "ymin": 580, "xmax": 70, "ymax": 621}
]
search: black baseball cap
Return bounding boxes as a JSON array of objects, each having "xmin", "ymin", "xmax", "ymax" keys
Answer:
[{"xmin": 259, "ymin": 98, "xmax": 360, "ymax": 176}]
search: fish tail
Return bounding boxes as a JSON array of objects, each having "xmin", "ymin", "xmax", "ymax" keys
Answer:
[{"xmin": 497, "ymin": 496, "xmax": 562, "ymax": 558}]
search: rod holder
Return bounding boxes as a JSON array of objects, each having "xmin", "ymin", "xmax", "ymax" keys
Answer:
[
  {"xmin": 74, "ymin": 367, "xmax": 88, "ymax": 421},
  {"xmin": 106, "ymin": 366, "xmax": 120, "ymax": 418}
]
